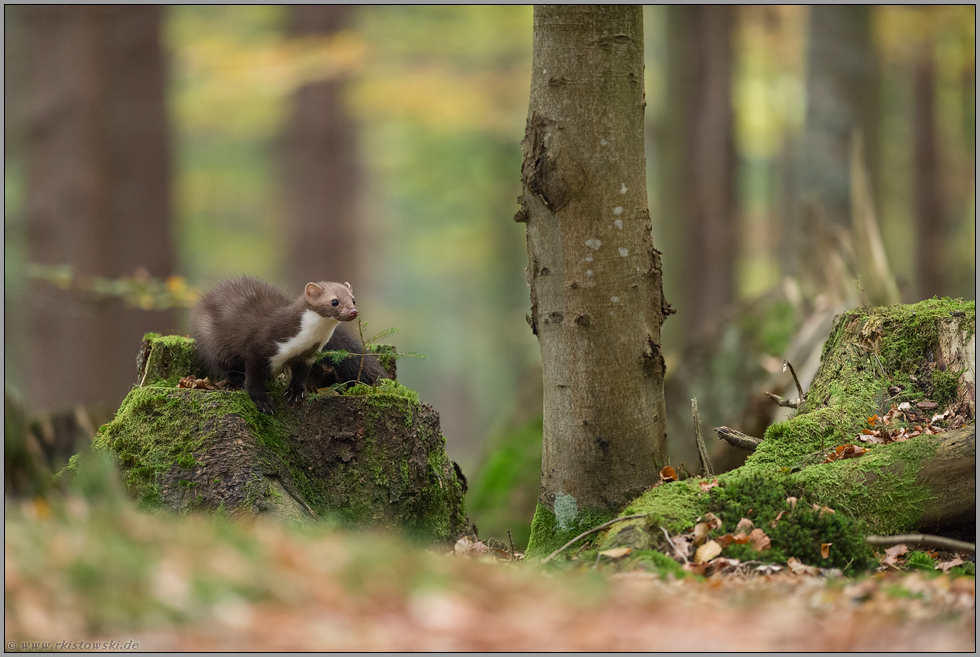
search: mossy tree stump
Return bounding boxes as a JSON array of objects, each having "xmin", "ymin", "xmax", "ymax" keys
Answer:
[
  {"xmin": 92, "ymin": 334, "xmax": 468, "ymax": 544},
  {"xmin": 531, "ymin": 298, "xmax": 975, "ymax": 570}
]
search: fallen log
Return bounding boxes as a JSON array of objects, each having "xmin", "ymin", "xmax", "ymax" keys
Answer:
[{"xmin": 598, "ymin": 298, "xmax": 976, "ymax": 571}]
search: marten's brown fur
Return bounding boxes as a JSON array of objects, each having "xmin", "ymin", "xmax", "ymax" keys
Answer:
[{"xmin": 192, "ymin": 276, "xmax": 358, "ymax": 414}]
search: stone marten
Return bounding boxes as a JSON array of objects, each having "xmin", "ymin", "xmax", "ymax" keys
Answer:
[{"xmin": 192, "ymin": 276, "xmax": 364, "ymax": 414}]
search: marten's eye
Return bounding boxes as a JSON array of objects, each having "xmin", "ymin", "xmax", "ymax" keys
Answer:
[
  {"xmin": 352, "ymin": 298, "xmax": 356, "ymax": 305},
  {"xmin": 331, "ymin": 299, "xmax": 339, "ymax": 307}
]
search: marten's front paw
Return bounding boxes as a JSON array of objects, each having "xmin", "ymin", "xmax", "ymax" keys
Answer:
[
  {"xmin": 283, "ymin": 386, "xmax": 306, "ymax": 403},
  {"xmin": 250, "ymin": 393, "xmax": 276, "ymax": 415}
]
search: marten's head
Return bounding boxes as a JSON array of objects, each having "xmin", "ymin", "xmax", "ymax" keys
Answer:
[{"xmin": 305, "ymin": 281, "xmax": 359, "ymax": 322}]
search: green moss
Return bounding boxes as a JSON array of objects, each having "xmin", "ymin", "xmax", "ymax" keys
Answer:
[
  {"xmin": 525, "ymin": 502, "xmax": 614, "ymax": 561},
  {"xmin": 792, "ymin": 433, "xmax": 938, "ymax": 536},
  {"xmin": 138, "ymin": 334, "xmax": 206, "ymax": 387},
  {"xmin": 865, "ymin": 298, "xmax": 975, "ymax": 376},
  {"xmin": 905, "ymin": 551, "xmax": 936, "ymax": 571},
  {"xmin": 94, "ymin": 386, "xmax": 234, "ymax": 509},
  {"xmin": 705, "ymin": 475, "xmax": 874, "ymax": 572},
  {"xmin": 930, "ymin": 369, "xmax": 962, "ymax": 408},
  {"xmin": 619, "ymin": 480, "xmax": 706, "ymax": 536}
]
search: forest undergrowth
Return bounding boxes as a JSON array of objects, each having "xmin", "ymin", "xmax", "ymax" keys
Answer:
[{"xmin": 4, "ymin": 460, "xmax": 975, "ymax": 652}]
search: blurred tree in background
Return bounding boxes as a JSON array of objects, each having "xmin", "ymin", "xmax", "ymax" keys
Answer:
[
  {"xmin": 4, "ymin": 6, "xmax": 975, "ymax": 546},
  {"xmin": 21, "ymin": 6, "xmax": 175, "ymax": 411}
]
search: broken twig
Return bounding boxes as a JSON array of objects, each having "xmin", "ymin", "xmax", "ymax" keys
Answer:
[
  {"xmin": 784, "ymin": 360, "xmax": 805, "ymax": 403},
  {"xmin": 713, "ymin": 426, "xmax": 762, "ymax": 451},
  {"xmin": 692, "ymin": 398, "xmax": 713, "ymax": 477},
  {"xmin": 865, "ymin": 534, "xmax": 975, "ymax": 555},
  {"xmin": 764, "ymin": 391, "xmax": 800, "ymax": 409}
]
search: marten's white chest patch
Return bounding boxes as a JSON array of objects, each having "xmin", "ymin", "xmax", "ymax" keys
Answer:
[{"xmin": 269, "ymin": 309, "xmax": 340, "ymax": 374}]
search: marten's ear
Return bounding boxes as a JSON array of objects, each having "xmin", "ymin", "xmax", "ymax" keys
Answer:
[
  {"xmin": 344, "ymin": 281, "xmax": 353, "ymax": 293},
  {"xmin": 305, "ymin": 282, "xmax": 324, "ymax": 300}
]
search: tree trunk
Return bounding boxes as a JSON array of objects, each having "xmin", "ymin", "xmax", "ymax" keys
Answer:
[
  {"xmin": 678, "ymin": 6, "xmax": 737, "ymax": 339},
  {"xmin": 517, "ymin": 6, "xmax": 670, "ymax": 550},
  {"xmin": 913, "ymin": 40, "xmax": 944, "ymax": 299},
  {"xmin": 792, "ymin": 6, "xmax": 874, "ymax": 262},
  {"xmin": 26, "ymin": 6, "xmax": 175, "ymax": 412},
  {"xmin": 283, "ymin": 5, "xmax": 361, "ymax": 289}
]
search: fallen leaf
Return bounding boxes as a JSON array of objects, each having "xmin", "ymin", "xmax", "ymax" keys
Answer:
[
  {"xmin": 695, "ymin": 540, "xmax": 722, "ymax": 564},
  {"xmin": 692, "ymin": 522, "xmax": 710, "ymax": 546},
  {"xmin": 660, "ymin": 466, "xmax": 677, "ymax": 483},
  {"xmin": 821, "ymin": 543, "xmax": 832, "ymax": 559},
  {"xmin": 703, "ymin": 512, "xmax": 723, "ymax": 530},
  {"xmin": 916, "ymin": 400, "xmax": 938, "ymax": 410},
  {"xmin": 735, "ymin": 518, "xmax": 754, "ymax": 533},
  {"xmin": 881, "ymin": 543, "xmax": 908, "ymax": 568},
  {"xmin": 936, "ymin": 557, "xmax": 964, "ymax": 573},
  {"xmin": 770, "ymin": 510, "xmax": 786, "ymax": 528},
  {"xmin": 786, "ymin": 496, "xmax": 798, "ymax": 510},
  {"xmin": 454, "ymin": 536, "xmax": 490, "ymax": 557},
  {"xmin": 787, "ymin": 557, "xmax": 820, "ymax": 576},
  {"xmin": 598, "ymin": 547, "xmax": 632, "ymax": 559},
  {"xmin": 669, "ymin": 535, "xmax": 692, "ymax": 560},
  {"xmin": 178, "ymin": 375, "xmax": 217, "ymax": 390},
  {"xmin": 748, "ymin": 528, "xmax": 771, "ymax": 552},
  {"xmin": 699, "ymin": 478, "xmax": 719, "ymax": 492}
]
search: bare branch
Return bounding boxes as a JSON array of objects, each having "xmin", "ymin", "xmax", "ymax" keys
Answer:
[
  {"xmin": 713, "ymin": 426, "xmax": 762, "ymax": 451},
  {"xmin": 865, "ymin": 534, "xmax": 975, "ymax": 555},
  {"xmin": 692, "ymin": 398, "xmax": 713, "ymax": 477},
  {"xmin": 764, "ymin": 391, "xmax": 800, "ymax": 408}
]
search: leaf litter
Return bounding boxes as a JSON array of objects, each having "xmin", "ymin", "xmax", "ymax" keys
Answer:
[{"xmin": 4, "ymin": 496, "xmax": 975, "ymax": 651}]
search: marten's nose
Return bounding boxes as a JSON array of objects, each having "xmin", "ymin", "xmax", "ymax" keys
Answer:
[{"xmin": 349, "ymin": 308, "xmax": 359, "ymax": 319}]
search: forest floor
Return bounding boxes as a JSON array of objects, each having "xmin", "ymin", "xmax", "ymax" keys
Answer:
[{"xmin": 4, "ymin": 494, "xmax": 975, "ymax": 652}]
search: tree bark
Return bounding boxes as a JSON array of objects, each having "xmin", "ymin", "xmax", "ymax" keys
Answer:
[
  {"xmin": 283, "ymin": 5, "xmax": 361, "ymax": 289},
  {"xmin": 913, "ymin": 40, "xmax": 944, "ymax": 299},
  {"xmin": 678, "ymin": 6, "xmax": 737, "ymax": 339},
  {"xmin": 792, "ymin": 6, "xmax": 875, "ymax": 261},
  {"xmin": 26, "ymin": 6, "xmax": 175, "ymax": 412},
  {"xmin": 518, "ymin": 6, "xmax": 669, "ymax": 523}
]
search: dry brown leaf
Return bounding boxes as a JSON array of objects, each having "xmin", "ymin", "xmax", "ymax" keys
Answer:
[
  {"xmin": 178, "ymin": 375, "xmax": 217, "ymax": 390},
  {"xmin": 692, "ymin": 522, "xmax": 710, "ymax": 546},
  {"xmin": 916, "ymin": 400, "xmax": 938, "ymax": 410},
  {"xmin": 821, "ymin": 543, "xmax": 832, "ymax": 559},
  {"xmin": 669, "ymin": 535, "xmax": 692, "ymax": 560},
  {"xmin": 699, "ymin": 478, "xmax": 719, "ymax": 492},
  {"xmin": 880, "ymin": 543, "xmax": 908, "ymax": 568},
  {"xmin": 454, "ymin": 536, "xmax": 490, "ymax": 557},
  {"xmin": 735, "ymin": 518, "xmax": 754, "ymax": 533},
  {"xmin": 786, "ymin": 557, "xmax": 820, "ymax": 576},
  {"xmin": 598, "ymin": 547, "xmax": 632, "ymax": 559},
  {"xmin": 660, "ymin": 465, "xmax": 677, "ymax": 483},
  {"xmin": 703, "ymin": 512, "xmax": 722, "ymax": 530},
  {"xmin": 786, "ymin": 496, "xmax": 798, "ymax": 510},
  {"xmin": 695, "ymin": 540, "xmax": 722, "ymax": 565},
  {"xmin": 748, "ymin": 528, "xmax": 771, "ymax": 552},
  {"xmin": 936, "ymin": 557, "xmax": 964, "ymax": 573},
  {"xmin": 770, "ymin": 510, "xmax": 786, "ymax": 529}
]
